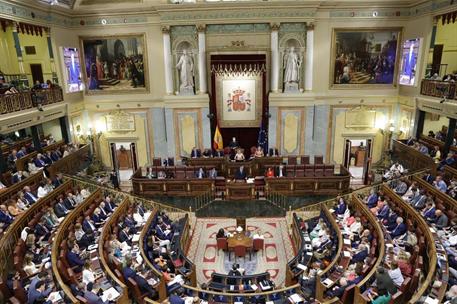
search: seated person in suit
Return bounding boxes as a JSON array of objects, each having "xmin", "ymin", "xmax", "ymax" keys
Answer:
[
  {"xmin": 208, "ymin": 167, "xmax": 217, "ymax": 179},
  {"xmin": 123, "ymin": 257, "xmax": 158, "ymax": 300},
  {"xmin": 12, "ymin": 170, "xmax": 26, "ymax": 184},
  {"xmin": 119, "ymin": 226, "xmax": 133, "ymax": 246},
  {"xmin": 23, "ymin": 186, "xmax": 38, "ymax": 204},
  {"xmin": 54, "ymin": 197, "xmax": 69, "ymax": 218},
  {"xmin": 228, "ymin": 137, "xmax": 239, "ymax": 149},
  {"xmin": 326, "ymin": 277, "xmax": 349, "ymax": 298},
  {"xmin": 228, "ymin": 264, "xmax": 242, "ymax": 276},
  {"xmin": 275, "ymin": 164, "xmax": 286, "ymax": 177},
  {"xmin": 27, "ymin": 280, "xmax": 53, "ymax": 304},
  {"xmin": 269, "ymin": 147, "xmax": 279, "ymax": 157},
  {"xmin": 67, "ymin": 242, "xmax": 86, "ymax": 273},
  {"xmin": 434, "ymin": 210, "xmax": 449, "ymax": 229},
  {"xmin": 350, "ymin": 244, "xmax": 368, "ymax": 264},
  {"xmin": 214, "ymin": 149, "xmax": 224, "ymax": 157},
  {"xmin": 388, "ymin": 217, "xmax": 407, "ymax": 239},
  {"xmin": 195, "ymin": 167, "xmax": 205, "ymax": 179},
  {"xmin": 34, "ymin": 154, "xmax": 47, "ymax": 168},
  {"xmin": 169, "ymin": 289, "xmax": 186, "ymax": 304},
  {"xmin": 83, "ymin": 282, "xmax": 110, "ymax": 304},
  {"xmin": 145, "ymin": 167, "xmax": 156, "ymax": 179},
  {"xmin": 234, "ymin": 165, "xmax": 247, "ymax": 180},
  {"xmin": 191, "ymin": 147, "xmax": 201, "ymax": 158},
  {"xmin": 202, "ymin": 148, "xmax": 213, "ymax": 158}
]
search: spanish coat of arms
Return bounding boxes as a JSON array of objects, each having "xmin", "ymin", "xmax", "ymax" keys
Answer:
[{"xmin": 226, "ymin": 88, "xmax": 251, "ymax": 112}]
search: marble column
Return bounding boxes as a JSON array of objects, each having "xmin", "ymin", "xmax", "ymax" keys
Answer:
[
  {"xmin": 270, "ymin": 23, "xmax": 280, "ymax": 93},
  {"xmin": 305, "ymin": 23, "xmax": 314, "ymax": 91},
  {"xmin": 45, "ymin": 28, "xmax": 58, "ymax": 84},
  {"xmin": 12, "ymin": 22, "xmax": 28, "ymax": 87},
  {"xmin": 197, "ymin": 24, "xmax": 207, "ymax": 94},
  {"xmin": 162, "ymin": 26, "xmax": 174, "ymax": 95}
]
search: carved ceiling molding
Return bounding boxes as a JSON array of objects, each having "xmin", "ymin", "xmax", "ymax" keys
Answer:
[{"xmin": 0, "ymin": 0, "xmax": 457, "ymax": 28}]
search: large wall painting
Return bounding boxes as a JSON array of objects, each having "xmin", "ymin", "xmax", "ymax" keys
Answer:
[
  {"xmin": 80, "ymin": 34, "xmax": 148, "ymax": 94},
  {"xmin": 331, "ymin": 28, "xmax": 402, "ymax": 88}
]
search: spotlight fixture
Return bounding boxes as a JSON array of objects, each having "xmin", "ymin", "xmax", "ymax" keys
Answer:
[
  {"xmin": 372, "ymin": 11, "xmax": 378, "ymax": 17},
  {"xmin": 101, "ymin": 19, "xmax": 107, "ymax": 25}
]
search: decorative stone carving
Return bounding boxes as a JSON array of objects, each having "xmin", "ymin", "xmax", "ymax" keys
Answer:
[
  {"xmin": 175, "ymin": 49, "xmax": 195, "ymax": 95},
  {"xmin": 106, "ymin": 110, "xmax": 136, "ymax": 132}
]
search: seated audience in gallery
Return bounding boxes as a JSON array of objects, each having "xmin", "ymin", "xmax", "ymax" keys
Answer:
[
  {"xmin": 269, "ymin": 147, "xmax": 279, "ymax": 157},
  {"xmin": 275, "ymin": 164, "xmax": 286, "ymax": 177}
]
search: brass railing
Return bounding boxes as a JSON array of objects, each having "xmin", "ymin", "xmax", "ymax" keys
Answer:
[
  {"xmin": 420, "ymin": 79, "xmax": 456, "ymax": 99},
  {"xmin": 0, "ymin": 87, "xmax": 64, "ymax": 115}
]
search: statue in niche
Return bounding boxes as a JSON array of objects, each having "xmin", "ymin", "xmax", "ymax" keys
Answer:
[
  {"xmin": 283, "ymin": 46, "xmax": 301, "ymax": 92},
  {"xmin": 176, "ymin": 49, "xmax": 194, "ymax": 95}
]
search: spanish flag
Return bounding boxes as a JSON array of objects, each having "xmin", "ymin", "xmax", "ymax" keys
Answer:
[{"xmin": 213, "ymin": 125, "xmax": 223, "ymax": 150}]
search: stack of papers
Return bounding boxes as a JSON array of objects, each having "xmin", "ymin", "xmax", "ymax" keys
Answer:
[{"xmin": 101, "ymin": 287, "xmax": 120, "ymax": 302}]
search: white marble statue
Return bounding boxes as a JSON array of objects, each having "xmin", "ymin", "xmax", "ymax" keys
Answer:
[
  {"xmin": 176, "ymin": 49, "xmax": 194, "ymax": 93},
  {"xmin": 283, "ymin": 46, "xmax": 301, "ymax": 84}
]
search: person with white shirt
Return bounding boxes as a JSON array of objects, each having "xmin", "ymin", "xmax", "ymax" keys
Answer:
[
  {"xmin": 82, "ymin": 261, "xmax": 98, "ymax": 285},
  {"xmin": 253, "ymin": 229, "xmax": 264, "ymax": 239},
  {"xmin": 21, "ymin": 227, "xmax": 30, "ymax": 241},
  {"xmin": 37, "ymin": 181, "xmax": 49, "ymax": 198},
  {"xmin": 388, "ymin": 260, "xmax": 404, "ymax": 287}
]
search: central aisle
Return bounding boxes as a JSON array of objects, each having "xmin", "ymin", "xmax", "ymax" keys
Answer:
[{"xmin": 186, "ymin": 217, "xmax": 296, "ymax": 287}]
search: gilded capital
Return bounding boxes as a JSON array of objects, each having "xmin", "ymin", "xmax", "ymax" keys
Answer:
[
  {"xmin": 270, "ymin": 23, "xmax": 280, "ymax": 31},
  {"xmin": 161, "ymin": 26, "xmax": 170, "ymax": 34},
  {"xmin": 196, "ymin": 24, "xmax": 206, "ymax": 33},
  {"xmin": 306, "ymin": 22, "xmax": 315, "ymax": 31}
]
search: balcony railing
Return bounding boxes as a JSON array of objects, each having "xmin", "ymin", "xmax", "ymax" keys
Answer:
[
  {"xmin": 420, "ymin": 79, "xmax": 456, "ymax": 100},
  {"xmin": 0, "ymin": 87, "xmax": 64, "ymax": 115}
]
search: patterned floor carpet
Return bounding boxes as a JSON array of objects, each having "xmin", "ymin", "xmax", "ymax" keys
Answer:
[{"xmin": 187, "ymin": 217, "xmax": 295, "ymax": 287}]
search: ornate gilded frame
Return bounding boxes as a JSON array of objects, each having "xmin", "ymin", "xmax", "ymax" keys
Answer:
[
  {"xmin": 215, "ymin": 74, "xmax": 263, "ymax": 128},
  {"xmin": 79, "ymin": 33, "xmax": 149, "ymax": 95},
  {"xmin": 330, "ymin": 27, "xmax": 402, "ymax": 89}
]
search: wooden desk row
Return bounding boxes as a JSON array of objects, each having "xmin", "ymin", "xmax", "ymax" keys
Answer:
[
  {"xmin": 15, "ymin": 140, "xmax": 66, "ymax": 171},
  {"xmin": 0, "ymin": 144, "xmax": 90, "ymax": 203},
  {"xmin": 132, "ymin": 167, "xmax": 350, "ymax": 198},
  {"xmin": 392, "ymin": 140, "xmax": 438, "ymax": 175},
  {"xmin": 381, "ymin": 185, "xmax": 438, "ymax": 304},
  {"xmin": 0, "ymin": 180, "xmax": 73, "ymax": 280},
  {"xmin": 419, "ymin": 134, "xmax": 457, "ymax": 155}
]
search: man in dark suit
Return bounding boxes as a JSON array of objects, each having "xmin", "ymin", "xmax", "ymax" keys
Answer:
[
  {"xmin": 54, "ymin": 198, "xmax": 69, "ymax": 218},
  {"xmin": 0, "ymin": 205, "xmax": 14, "ymax": 227},
  {"xmin": 34, "ymin": 154, "xmax": 46, "ymax": 168},
  {"xmin": 214, "ymin": 150, "xmax": 224, "ymax": 157},
  {"xmin": 119, "ymin": 226, "xmax": 132, "ymax": 245},
  {"xmin": 191, "ymin": 147, "xmax": 201, "ymax": 158},
  {"xmin": 234, "ymin": 165, "xmax": 247, "ymax": 180},
  {"xmin": 169, "ymin": 289, "xmax": 186, "ymax": 304},
  {"xmin": 50, "ymin": 150, "xmax": 61, "ymax": 162},
  {"xmin": 83, "ymin": 282, "xmax": 109, "ymax": 304},
  {"xmin": 42, "ymin": 152, "xmax": 53, "ymax": 165},
  {"xmin": 228, "ymin": 264, "xmax": 241, "ymax": 276},
  {"xmin": 326, "ymin": 277, "xmax": 348, "ymax": 298},
  {"xmin": 67, "ymin": 243, "xmax": 85, "ymax": 272},
  {"xmin": 27, "ymin": 280, "xmax": 52, "ymax": 304},
  {"xmin": 350, "ymin": 244, "xmax": 368, "ymax": 264},
  {"xmin": 110, "ymin": 170, "xmax": 119, "ymax": 189},
  {"xmin": 275, "ymin": 165, "xmax": 286, "ymax": 177},
  {"xmin": 82, "ymin": 215, "xmax": 97, "ymax": 234},
  {"xmin": 388, "ymin": 217, "xmax": 407, "ymax": 238},
  {"xmin": 269, "ymin": 147, "xmax": 279, "ymax": 157},
  {"xmin": 122, "ymin": 258, "xmax": 158, "ymax": 299},
  {"xmin": 12, "ymin": 171, "xmax": 25, "ymax": 184},
  {"xmin": 16, "ymin": 147, "xmax": 27, "ymax": 158},
  {"xmin": 23, "ymin": 186, "xmax": 38, "ymax": 204},
  {"xmin": 52, "ymin": 174, "xmax": 64, "ymax": 188},
  {"xmin": 435, "ymin": 210, "xmax": 449, "ymax": 229}
]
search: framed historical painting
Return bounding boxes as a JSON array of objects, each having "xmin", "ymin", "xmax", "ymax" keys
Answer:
[
  {"xmin": 215, "ymin": 75, "xmax": 263, "ymax": 128},
  {"xmin": 79, "ymin": 34, "xmax": 148, "ymax": 94},
  {"xmin": 330, "ymin": 28, "xmax": 402, "ymax": 89}
]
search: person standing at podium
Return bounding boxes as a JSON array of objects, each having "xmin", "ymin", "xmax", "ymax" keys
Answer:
[{"xmin": 234, "ymin": 165, "xmax": 247, "ymax": 180}]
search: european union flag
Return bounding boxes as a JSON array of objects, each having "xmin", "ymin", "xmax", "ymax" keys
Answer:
[{"xmin": 257, "ymin": 122, "xmax": 268, "ymax": 153}]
